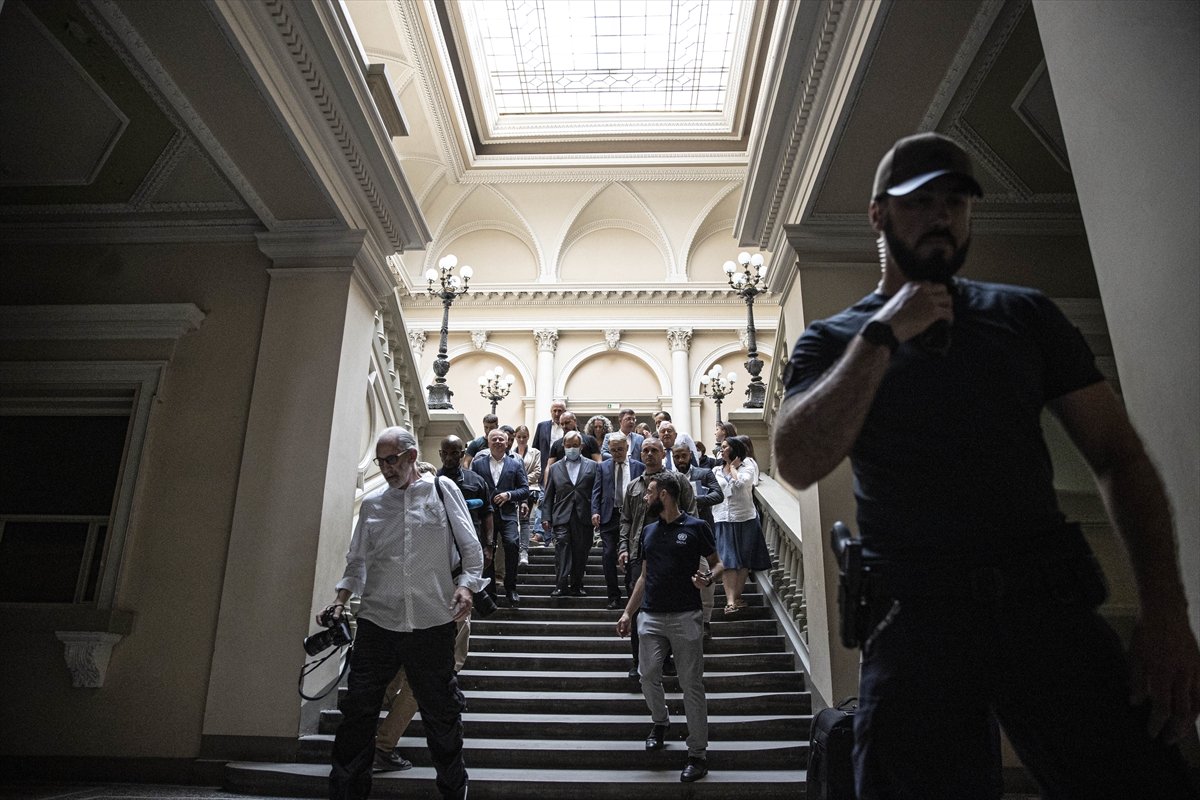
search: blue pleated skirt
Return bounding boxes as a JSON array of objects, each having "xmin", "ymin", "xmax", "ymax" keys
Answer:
[{"xmin": 715, "ymin": 517, "xmax": 771, "ymax": 571}]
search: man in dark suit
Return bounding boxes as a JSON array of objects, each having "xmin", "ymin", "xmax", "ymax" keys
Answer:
[
  {"xmin": 592, "ymin": 432, "xmax": 645, "ymax": 608},
  {"xmin": 531, "ymin": 399, "xmax": 567, "ymax": 480},
  {"xmin": 602, "ymin": 408, "xmax": 645, "ymax": 464},
  {"xmin": 542, "ymin": 431, "xmax": 598, "ymax": 597},
  {"xmin": 657, "ymin": 421, "xmax": 697, "ymax": 472},
  {"xmin": 471, "ymin": 428, "xmax": 530, "ymax": 607}
]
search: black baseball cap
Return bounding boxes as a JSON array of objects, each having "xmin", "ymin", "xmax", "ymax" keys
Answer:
[{"xmin": 872, "ymin": 132, "xmax": 983, "ymax": 200}]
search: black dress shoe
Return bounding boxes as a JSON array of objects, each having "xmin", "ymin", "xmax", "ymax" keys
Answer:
[
  {"xmin": 663, "ymin": 658, "xmax": 677, "ymax": 676},
  {"xmin": 606, "ymin": 598, "xmax": 622, "ymax": 610},
  {"xmin": 570, "ymin": 587, "xmax": 587, "ymax": 597},
  {"xmin": 645, "ymin": 723, "xmax": 669, "ymax": 751},
  {"xmin": 680, "ymin": 756, "xmax": 708, "ymax": 782},
  {"xmin": 627, "ymin": 663, "xmax": 640, "ymax": 679},
  {"xmin": 550, "ymin": 588, "xmax": 566, "ymax": 597}
]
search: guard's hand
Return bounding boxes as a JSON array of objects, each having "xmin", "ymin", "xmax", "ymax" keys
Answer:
[
  {"xmin": 618, "ymin": 551, "xmax": 629, "ymax": 571},
  {"xmin": 692, "ymin": 570, "xmax": 713, "ymax": 589},
  {"xmin": 450, "ymin": 587, "xmax": 473, "ymax": 623},
  {"xmin": 871, "ymin": 280, "xmax": 953, "ymax": 343},
  {"xmin": 616, "ymin": 612, "xmax": 632, "ymax": 638},
  {"xmin": 1128, "ymin": 610, "xmax": 1200, "ymax": 743}
]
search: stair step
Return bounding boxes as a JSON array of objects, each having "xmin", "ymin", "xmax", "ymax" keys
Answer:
[
  {"xmin": 318, "ymin": 711, "xmax": 810, "ymax": 739},
  {"xmin": 472, "ymin": 604, "xmax": 775, "ymax": 620},
  {"xmin": 453, "ymin": 669, "xmax": 806, "ymax": 693},
  {"xmin": 471, "ymin": 619, "xmax": 780, "ymax": 636},
  {"xmin": 467, "ymin": 634, "xmax": 785, "ymax": 654},
  {"xmin": 460, "ymin": 651, "xmax": 795, "ymax": 672},
  {"xmin": 295, "ymin": 735, "xmax": 809, "ymax": 769},
  {"xmin": 224, "ymin": 763, "xmax": 806, "ymax": 799}
]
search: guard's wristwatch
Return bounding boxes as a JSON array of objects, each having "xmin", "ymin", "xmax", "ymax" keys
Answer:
[{"xmin": 860, "ymin": 320, "xmax": 900, "ymax": 353}]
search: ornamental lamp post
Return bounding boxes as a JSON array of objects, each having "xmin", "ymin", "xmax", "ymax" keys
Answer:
[
  {"xmin": 699, "ymin": 364, "xmax": 737, "ymax": 423},
  {"xmin": 722, "ymin": 251, "xmax": 768, "ymax": 409},
  {"xmin": 478, "ymin": 366, "xmax": 514, "ymax": 414},
  {"xmin": 425, "ymin": 254, "xmax": 472, "ymax": 409}
]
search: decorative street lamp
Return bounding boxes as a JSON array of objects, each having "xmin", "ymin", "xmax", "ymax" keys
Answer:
[
  {"xmin": 722, "ymin": 251, "xmax": 769, "ymax": 409},
  {"xmin": 700, "ymin": 364, "xmax": 737, "ymax": 423},
  {"xmin": 425, "ymin": 254, "xmax": 472, "ymax": 409},
  {"xmin": 478, "ymin": 366, "xmax": 514, "ymax": 414}
]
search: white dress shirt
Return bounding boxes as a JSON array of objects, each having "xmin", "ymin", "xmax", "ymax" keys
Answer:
[
  {"xmin": 337, "ymin": 474, "xmax": 486, "ymax": 632},
  {"xmin": 489, "ymin": 455, "xmax": 505, "ymax": 485},
  {"xmin": 712, "ymin": 461, "xmax": 759, "ymax": 523}
]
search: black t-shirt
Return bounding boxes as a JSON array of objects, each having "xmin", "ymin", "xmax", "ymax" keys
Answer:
[
  {"xmin": 549, "ymin": 433, "xmax": 600, "ymax": 462},
  {"xmin": 640, "ymin": 513, "xmax": 716, "ymax": 613},
  {"xmin": 782, "ymin": 279, "xmax": 1103, "ymax": 561},
  {"xmin": 437, "ymin": 467, "xmax": 493, "ymax": 541}
]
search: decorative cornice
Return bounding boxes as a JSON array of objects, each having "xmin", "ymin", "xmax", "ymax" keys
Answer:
[
  {"xmin": 256, "ymin": 229, "xmax": 367, "ymax": 268},
  {"xmin": 0, "ymin": 304, "xmax": 205, "ymax": 341},
  {"xmin": 397, "ymin": 284, "xmax": 777, "ymax": 308},
  {"xmin": 394, "ymin": 317, "xmax": 779, "ymax": 334}
]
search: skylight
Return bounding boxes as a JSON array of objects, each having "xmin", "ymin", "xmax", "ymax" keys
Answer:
[{"xmin": 456, "ymin": 0, "xmax": 749, "ymax": 119}]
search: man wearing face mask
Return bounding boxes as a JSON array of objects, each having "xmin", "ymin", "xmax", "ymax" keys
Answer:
[
  {"xmin": 322, "ymin": 427, "xmax": 484, "ymax": 800},
  {"xmin": 774, "ymin": 133, "xmax": 1200, "ymax": 798},
  {"xmin": 544, "ymin": 411, "xmax": 603, "ymax": 480},
  {"xmin": 542, "ymin": 430, "xmax": 599, "ymax": 596}
]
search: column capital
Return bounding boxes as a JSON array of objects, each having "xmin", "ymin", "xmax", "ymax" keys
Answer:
[
  {"xmin": 667, "ymin": 327, "xmax": 693, "ymax": 352},
  {"xmin": 255, "ymin": 230, "xmax": 367, "ymax": 268},
  {"xmin": 534, "ymin": 328, "xmax": 559, "ymax": 352}
]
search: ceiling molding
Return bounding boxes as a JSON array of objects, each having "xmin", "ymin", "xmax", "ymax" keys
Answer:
[
  {"xmin": 0, "ymin": 303, "xmax": 205, "ymax": 341},
  {"xmin": 396, "ymin": 283, "xmax": 777, "ymax": 308},
  {"xmin": 0, "ymin": 219, "xmax": 263, "ymax": 244},
  {"xmin": 919, "ymin": 0, "xmax": 1007, "ymax": 131},
  {"xmin": 401, "ymin": 317, "xmax": 778, "ymax": 333}
]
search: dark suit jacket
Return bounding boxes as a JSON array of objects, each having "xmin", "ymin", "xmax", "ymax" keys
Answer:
[
  {"xmin": 532, "ymin": 419, "xmax": 556, "ymax": 478},
  {"xmin": 470, "ymin": 453, "xmax": 529, "ymax": 522},
  {"xmin": 591, "ymin": 458, "xmax": 645, "ymax": 528},
  {"xmin": 542, "ymin": 458, "xmax": 597, "ymax": 531},
  {"xmin": 683, "ymin": 465, "xmax": 724, "ymax": 527},
  {"xmin": 602, "ymin": 431, "xmax": 645, "ymax": 463}
]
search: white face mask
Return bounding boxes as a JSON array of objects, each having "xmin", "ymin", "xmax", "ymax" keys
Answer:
[{"xmin": 564, "ymin": 447, "xmax": 582, "ymax": 462}]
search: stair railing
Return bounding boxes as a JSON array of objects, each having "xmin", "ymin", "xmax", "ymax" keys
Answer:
[{"xmin": 752, "ymin": 475, "xmax": 809, "ymax": 674}]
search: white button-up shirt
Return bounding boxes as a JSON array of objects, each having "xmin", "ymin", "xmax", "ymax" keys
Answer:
[
  {"xmin": 337, "ymin": 474, "xmax": 486, "ymax": 632},
  {"xmin": 712, "ymin": 460, "xmax": 760, "ymax": 523}
]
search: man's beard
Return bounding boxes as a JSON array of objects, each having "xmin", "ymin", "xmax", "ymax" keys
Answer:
[
  {"xmin": 884, "ymin": 220, "xmax": 970, "ymax": 284},
  {"xmin": 647, "ymin": 500, "xmax": 664, "ymax": 518}
]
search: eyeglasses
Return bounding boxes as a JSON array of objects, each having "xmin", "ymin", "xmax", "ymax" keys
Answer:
[{"xmin": 373, "ymin": 451, "xmax": 411, "ymax": 467}]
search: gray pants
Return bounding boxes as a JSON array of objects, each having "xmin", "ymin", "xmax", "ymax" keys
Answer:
[{"xmin": 637, "ymin": 609, "xmax": 707, "ymax": 758}]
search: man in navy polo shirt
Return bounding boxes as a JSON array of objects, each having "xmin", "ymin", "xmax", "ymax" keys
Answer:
[{"xmin": 617, "ymin": 475, "xmax": 722, "ymax": 783}]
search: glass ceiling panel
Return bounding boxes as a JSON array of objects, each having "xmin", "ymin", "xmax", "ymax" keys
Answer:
[{"xmin": 459, "ymin": 0, "xmax": 743, "ymax": 116}]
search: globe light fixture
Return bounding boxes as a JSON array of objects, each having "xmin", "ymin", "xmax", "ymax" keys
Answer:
[
  {"xmin": 722, "ymin": 251, "xmax": 769, "ymax": 409},
  {"xmin": 425, "ymin": 254, "xmax": 472, "ymax": 409}
]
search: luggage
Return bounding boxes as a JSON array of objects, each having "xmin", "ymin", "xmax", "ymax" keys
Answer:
[{"xmin": 807, "ymin": 697, "xmax": 858, "ymax": 800}]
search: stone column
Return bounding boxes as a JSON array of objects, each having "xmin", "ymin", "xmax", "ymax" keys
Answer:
[
  {"xmin": 667, "ymin": 327, "xmax": 693, "ymax": 436},
  {"xmin": 533, "ymin": 328, "xmax": 558, "ymax": 423},
  {"xmin": 201, "ymin": 231, "xmax": 380, "ymax": 755}
]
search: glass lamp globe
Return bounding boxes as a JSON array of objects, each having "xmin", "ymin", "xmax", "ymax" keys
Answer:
[
  {"xmin": 723, "ymin": 260, "xmax": 736, "ymax": 274},
  {"xmin": 460, "ymin": 265, "xmax": 473, "ymax": 279}
]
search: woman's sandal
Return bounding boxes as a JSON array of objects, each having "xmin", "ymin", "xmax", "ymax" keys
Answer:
[{"xmin": 723, "ymin": 603, "xmax": 742, "ymax": 617}]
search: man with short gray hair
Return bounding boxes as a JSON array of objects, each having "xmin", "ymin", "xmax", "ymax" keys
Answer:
[{"xmin": 323, "ymin": 427, "xmax": 484, "ymax": 800}]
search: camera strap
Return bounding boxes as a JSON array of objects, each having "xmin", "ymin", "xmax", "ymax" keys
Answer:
[{"xmin": 297, "ymin": 644, "xmax": 353, "ymax": 702}]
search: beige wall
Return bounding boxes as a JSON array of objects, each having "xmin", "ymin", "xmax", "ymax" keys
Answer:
[{"xmin": 2, "ymin": 240, "xmax": 269, "ymax": 757}]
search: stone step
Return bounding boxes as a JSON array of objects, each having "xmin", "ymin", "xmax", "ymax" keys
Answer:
[
  {"xmin": 467, "ymin": 634, "xmax": 786, "ymax": 655},
  {"xmin": 512, "ymin": 574, "xmax": 760, "ymax": 592},
  {"xmin": 295, "ymin": 735, "xmax": 809, "ymax": 770},
  {"xmin": 471, "ymin": 604, "xmax": 775, "ymax": 620},
  {"xmin": 223, "ymin": 763, "xmax": 807, "ymax": 799},
  {"xmin": 458, "ymin": 650, "xmax": 795, "ymax": 673},
  {"xmin": 318, "ymin": 710, "xmax": 811, "ymax": 740},
  {"xmin": 322, "ymin": 689, "xmax": 809, "ymax": 722},
  {"xmin": 471, "ymin": 619, "xmax": 780, "ymax": 637},
  {"xmin": 451, "ymin": 669, "xmax": 806, "ymax": 694}
]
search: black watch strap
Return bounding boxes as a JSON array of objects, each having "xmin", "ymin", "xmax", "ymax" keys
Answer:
[{"xmin": 861, "ymin": 320, "xmax": 900, "ymax": 353}]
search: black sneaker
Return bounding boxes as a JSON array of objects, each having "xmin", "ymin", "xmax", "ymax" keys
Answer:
[{"xmin": 373, "ymin": 747, "xmax": 413, "ymax": 772}]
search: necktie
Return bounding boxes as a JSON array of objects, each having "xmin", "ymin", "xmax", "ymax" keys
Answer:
[{"xmin": 616, "ymin": 461, "xmax": 625, "ymax": 497}]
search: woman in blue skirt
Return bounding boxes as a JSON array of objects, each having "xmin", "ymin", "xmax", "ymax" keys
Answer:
[{"xmin": 712, "ymin": 436, "xmax": 771, "ymax": 615}]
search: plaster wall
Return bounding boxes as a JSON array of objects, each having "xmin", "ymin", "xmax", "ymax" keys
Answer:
[
  {"xmin": 0, "ymin": 240, "xmax": 269, "ymax": 758},
  {"xmin": 1034, "ymin": 0, "xmax": 1200, "ymax": 647}
]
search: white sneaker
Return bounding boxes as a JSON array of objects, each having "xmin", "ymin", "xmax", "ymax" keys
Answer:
[{"xmin": 519, "ymin": 552, "xmax": 529, "ymax": 566}]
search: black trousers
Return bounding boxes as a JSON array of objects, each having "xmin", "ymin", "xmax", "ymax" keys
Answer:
[
  {"xmin": 330, "ymin": 619, "xmax": 466, "ymax": 800},
  {"xmin": 553, "ymin": 520, "xmax": 593, "ymax": 590},
  {"xmin": 856, "ymin": 598, "xmax": 1196, "ymax": 799},
  {"xmin": 598, "ymin": 521, "xmax": 621, "ymax": 601},
  {"xmin": 495, "ymin": 516, "xmax": 520, "ymax": 594}
]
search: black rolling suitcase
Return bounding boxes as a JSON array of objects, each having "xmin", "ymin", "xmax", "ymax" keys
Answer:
[{"xmin": 807, "ymin": 697, "xmax": 858, "ymax": 800}]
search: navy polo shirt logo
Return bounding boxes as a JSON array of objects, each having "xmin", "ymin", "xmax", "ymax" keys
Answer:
[{"xmin": 676, "ymin": 532, "xmax": 688, "ymax": 543}]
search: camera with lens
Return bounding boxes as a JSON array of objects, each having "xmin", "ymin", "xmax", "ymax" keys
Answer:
[
  {"xmin": 472, "ymin": 587, "xmax": 499, "ymax": 618},
  {"xmin": 303, "ymin": 608, "xmax": 353, "ymax": 656}
]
